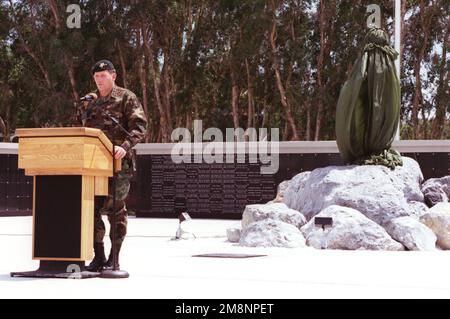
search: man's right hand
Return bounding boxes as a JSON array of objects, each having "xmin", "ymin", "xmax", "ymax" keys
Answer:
[{"xmin": 114, "ymin": 146, "xmax": 127, "ymax": 160}]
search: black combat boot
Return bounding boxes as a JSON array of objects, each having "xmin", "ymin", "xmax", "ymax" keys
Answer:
[
  {"xmin": 86, "ymin": 243, "xmax": 107, "ymax": 272},
  {"xmin": 103, "ymin": 242, "xmax": 122, "ymax": 270}
]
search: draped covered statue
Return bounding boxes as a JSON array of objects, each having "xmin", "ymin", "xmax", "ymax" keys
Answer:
[{"xmin": 335, "ymin": 28, "xmax": 402, "ymax": 169}]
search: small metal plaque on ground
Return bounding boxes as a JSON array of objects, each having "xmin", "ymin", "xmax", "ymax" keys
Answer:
[{"xmin": 192, "ymin": 253, "xmax": 267, "ymax": 258}]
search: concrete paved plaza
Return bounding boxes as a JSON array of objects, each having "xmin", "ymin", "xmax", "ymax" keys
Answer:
[{"xmin": 1, "ymin": 216, "xmax": 450, "ymax": 299}]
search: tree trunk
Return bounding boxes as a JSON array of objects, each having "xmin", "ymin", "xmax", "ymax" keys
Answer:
[
  {"xmin": 162, "ymin": 57, "xmax": 173, "ymax": 128},
  {"xmin": 400, "ymin": 0, "xmax": 407, "ymax": 60},
  {"xmin": 117, "ymin": 41, "xmax": 129, "ymax": 89},
  {"xmin": 261, "ymin": 66, "xmax": 271, "ymax": 129},
  {"xmin": 245, "ymin": 58, "xmax": 255, "ymax": 129},
  {"xmin": 412, "ymin": 58, "xmax": 422, "ymax": 138},
  {"xmin": 421, "ymin": 92, "xmax": 428, "ymax": 139},
  {"xmin": 269, "ymin": 3, "xmax": 299, "ymax": 140},
  {"xmin": 150, "ymin": 56, "xmax": 171, "ymax": 142},
  {"xmin": 314, "ymin": 0, "xmax": 327, "ymax": 141},
  {"xmin": 0, "ymin": 116, "xmax": 7, "ymax": 142},
  {"xmin": 141, "ymin": 28, "xmax": 172, "ymax": 142},
  {"xmin": 137, "ymin": 53, "xmax": 149, "ymax": 119},
  {"xmin": 64, "ymin": 54, "xmax": 79, "ymax": 102},
  {"xmin": 412, "ymin": 0, "xmax": 438, "ymax": 138},
  {"xmin": 230, "ymin": 62, "xmax": 240, "ymax": 129},
  {"xmin": 283, "ymin": 121, "xmax": 289, "ymax": 141},
  {"xmin": 156, "ymin": 127, "xmax": 162, "ymax": 143},
  {"xmin": 431, "ymin": 22, "xmax": 449, "ymax": 139},
  {"xmin": 193, "ymin": 93, "xmax": 199, "ymax": 121},
  {"xmin": 186, "ymin": 112, "xmax": 192, "ymax": 132},
  {"xmin": 10, "ymin": 6, "xmax": 53, "ymax": 92},
  {"xmin": 9, "ymin": 0, "xmax": 52, "ymax": 90},
  {"xmin": 47, "ymin": 0, "xmax": 79, "ymax": 102},
  {"xmin": 305, "ymin": 99, "xmax": 311, "ymax": 141}
]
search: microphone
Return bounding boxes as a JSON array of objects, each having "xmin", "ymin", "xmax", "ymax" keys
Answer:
[{"xmin": 80, "ymin": 93, "xmax": 98, "ymax": 102}]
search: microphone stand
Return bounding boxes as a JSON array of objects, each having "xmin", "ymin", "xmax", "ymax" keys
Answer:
[{"xmin": 96, "ymin": 106, "xmax": 132, "ymax": 279}]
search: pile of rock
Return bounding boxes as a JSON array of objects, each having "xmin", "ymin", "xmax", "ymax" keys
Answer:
[{"xmin": 227, "ymin": 157, "xmax": 450, "ymax": 251}]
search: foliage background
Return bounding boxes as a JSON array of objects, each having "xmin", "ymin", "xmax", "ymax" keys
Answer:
[{"xmin": 0, "ymin": 0, "xmax": 448, "ymax": 142}]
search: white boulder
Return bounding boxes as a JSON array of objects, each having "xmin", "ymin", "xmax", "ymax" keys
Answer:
[
  {"xmin": 420, "ymin": 203, "xmax": 450, "ymax": 249},
  {"xmin": 239, "ymin": 219, "xmax": 306, "ymax": 248},
  {"xmin": 300, "ymin": 205, "xmax": 404, "ymax": 251},
  {"xmin": 384, "ymin": 216, "xmax": 437, "ymax": 251},
  {"xmin": 241, "ymin": 203, "xmax": 306, "ymax": 230}
]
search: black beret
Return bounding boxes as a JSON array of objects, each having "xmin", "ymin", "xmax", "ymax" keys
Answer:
[{"xmin": 91, "ymin": 59, "xmax": 115, "ymax": 75}]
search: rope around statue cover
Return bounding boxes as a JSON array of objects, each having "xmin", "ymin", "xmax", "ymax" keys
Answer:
[{"xmin": 354, "ymin": 149, "xmax": 403, "ymax": 170}]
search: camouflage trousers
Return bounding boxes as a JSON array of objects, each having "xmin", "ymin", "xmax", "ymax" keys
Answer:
[{"xmin": 93, "ymin": 161, "xmax": 131, "ymax": 246}]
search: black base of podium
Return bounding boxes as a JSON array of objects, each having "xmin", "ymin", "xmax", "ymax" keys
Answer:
[
  {"xmin": 100, "ymin": 269, "xmax": 130, "ymax": 279},
  {"xmin": 10, "ymin": 261, "xmax": 101, "ymax": 279}
]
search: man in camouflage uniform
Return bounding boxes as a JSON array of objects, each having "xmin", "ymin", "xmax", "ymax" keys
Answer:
[{"xmin": 74, "ymin": 60, "xmax": 147, "ymax": 271}]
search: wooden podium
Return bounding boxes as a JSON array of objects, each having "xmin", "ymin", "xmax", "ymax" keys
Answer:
[{"xmin": 11, "ymin": 127, "xmax": 120, "ymax": 278}]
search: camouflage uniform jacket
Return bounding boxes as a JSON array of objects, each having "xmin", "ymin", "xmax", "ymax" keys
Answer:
[{"xmin": 74, "ymin": 85, "xmax": 147, "ymax": 170}]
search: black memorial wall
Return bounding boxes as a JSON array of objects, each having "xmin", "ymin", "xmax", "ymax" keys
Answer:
[{"xmin": 1, "ymin": 152, "xmax": 449, "ymax": 218}]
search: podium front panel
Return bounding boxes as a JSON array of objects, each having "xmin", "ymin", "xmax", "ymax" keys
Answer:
[{"xmin": 33, "ymin": 176, "xmax": 82, "ymax": 259}]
